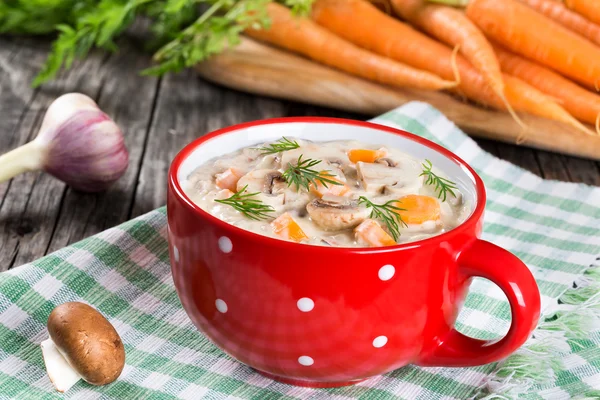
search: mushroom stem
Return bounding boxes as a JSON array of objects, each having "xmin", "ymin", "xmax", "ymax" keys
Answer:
[
  {"xmin": 40, "ymin": 338, "xmax": 81, "ymax": 393},
  {"xmin": 0, "ymin": 141, "xmax": 46, "ymax": 183}
]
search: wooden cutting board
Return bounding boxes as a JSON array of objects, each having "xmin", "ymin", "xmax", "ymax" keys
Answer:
[{"xmin": 196, "ymin": 37, "xmax": 600, "ymax": 161}]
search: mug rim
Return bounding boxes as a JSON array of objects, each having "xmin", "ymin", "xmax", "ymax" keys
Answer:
[{"xmin": 168, "ymin": 117, "xmax": 486, "ymax": 254}]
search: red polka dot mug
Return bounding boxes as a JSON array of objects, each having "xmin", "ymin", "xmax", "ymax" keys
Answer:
[{"xmin": 167, "ymin": 118, "xmax": 541, "ymax": 388}]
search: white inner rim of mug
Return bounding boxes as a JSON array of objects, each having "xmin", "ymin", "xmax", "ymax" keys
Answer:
[{"xmin": 177, "ymin": 121, "xmax": 479, "ymax": 221}]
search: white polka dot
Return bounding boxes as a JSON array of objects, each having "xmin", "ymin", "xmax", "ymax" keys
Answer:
[
  {"xmin": 297, "ymin": 298, "xmax": 314, "ymax": 312},
  {"xmin": 215, "ymin": 299, "xmax": 228, "ymax": 313},
  {"xmin": 378, "ymin": 265, "xmax": 395, "ymax": 281},
  {"xmin": 218, "ymin": 236, "xmax": 233, "ymax": 253},
  {"xmin": 298, "ymin": 356, "xmax": 314, "ymax": 366},
  {"xmin": 173, "ymin": 246, "xmax": 180, "ymax": 262},
  {"xmin": 373, "ymin": 336, "xmax": 388, "ymax": 348}
]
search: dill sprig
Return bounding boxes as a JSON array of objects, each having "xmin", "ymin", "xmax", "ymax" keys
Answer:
[
  {"xmin": 283, "ymin": 155, "xmax": 342, "ymax": 192},
  {"xmin": 144, "ymin": 0, "xmax": 271, "ymax": 76},
  {"xmin": 420, "ymin": 159, "xmax": 458, "ymax": 202},
  {"xmin": 358, "ymin": 196, "xmax": 407, "ymax": 242},
  {"xmin": 19, "ymin": 0, "xmax": 315, "ymax": 86},
  {"xmin": 254, "ymin": 137, "xmax": 300, "ymax": 155},
  {"xmin": 214, "ymin": 185, "xmax": 275, "ymax": 221}
]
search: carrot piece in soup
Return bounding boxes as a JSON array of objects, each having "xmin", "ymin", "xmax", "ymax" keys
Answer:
[
  {"xmin": 215, "ymin": 168, "xmax": 244, "ymax": 191},
  {"xmin": 348, "ymin": 149, "xmax": 387, "ymax": 163},
  {"xmin": 271, "ymin": 213, "xmax": 308, "ymax": 242},
  {"xmin": 216, "ymin": 189, "xmax": 235, "ymax": 200},
  {"xmin": 395, "ymin": 194, "xmax": 441, "ymax": 225},
  {"xmin": 310, "ymin": 171, "xmax": 350, "ymax": 198},
  {"xmin": 355, "ymin": 219, "xmax": 396, "ymax": 247}
]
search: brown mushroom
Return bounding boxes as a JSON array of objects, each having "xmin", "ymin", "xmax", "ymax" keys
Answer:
[
  {"xmin": 41, "ymin": 302, "xmax": 125, "ymax": 392},
  {"xmin": 357, "ymin": 158, "xmax": 423, "ymax": 195},
  {"xmin": 264, "ymin": 171, "xmax": 286, "ymax": 194},
  {"xmin": 375, "ymin": 157, "xmax": 397, "ymax": 167},
  {"xmin": 236, "ymin": 169, "xmax": 286, "ymax": 208},
  {"xmin": 306, "ymin": 195, "xmax": 369, "ymax": 231},
  {"xmin": 237, "ymin": 169, "xmax": 285, "ymax": 194}
]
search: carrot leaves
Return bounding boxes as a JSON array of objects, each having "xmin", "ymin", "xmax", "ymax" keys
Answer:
[{"xmin": 6, "ymin": 0, "xmax": 316, "ymax": 87}]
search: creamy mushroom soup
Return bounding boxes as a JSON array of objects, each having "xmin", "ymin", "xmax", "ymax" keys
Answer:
[{"xmin": 182, "ymin": 138, "xmax": 471, "ymax": 247}]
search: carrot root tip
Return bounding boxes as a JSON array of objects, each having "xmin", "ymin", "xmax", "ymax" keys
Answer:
[
  {"xmin": 567, "ymin": 115, "xmax": 595, "ymax": 136},
  {"xmin": 499, "ymin": 91, "xmax": 528, "ymax": 134},
  {"xmin": 516, "ymin": 128, "xmax": 529, "ymax": 145},
  {"xmin": 450, "ymin": 44, "xmax": 462, "ymax": 87}
]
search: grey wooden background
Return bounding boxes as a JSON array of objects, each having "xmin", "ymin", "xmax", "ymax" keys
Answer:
[{"xmin": 1, "ymin": 36, "xmax": 599, "ymax": 272}]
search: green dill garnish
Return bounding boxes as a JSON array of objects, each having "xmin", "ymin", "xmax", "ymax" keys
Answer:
[
  {"xmin": 143, "ymin": 0, "xmax": 272, "ymax": 76},
  {"xmin": 12, "ymin": 0, "xmax": 315, "ymax": 87},
  {"xmin": 283, "ymin": 155, "xmax": 342, "ymax": 192},
  {"xmin": 358, "ymin": 196, "xmax": 407, "ymax": 242},
  {"xmin": 214, "ymin": 185, "xmax": 275, "ymax": 221},
  {"xmin": 254, "ymin": 137, "xmax": 300, "ymax": 155},
  {"xmin": 420, "ymin": 159, "xmax": 458, "ymax": 202}
]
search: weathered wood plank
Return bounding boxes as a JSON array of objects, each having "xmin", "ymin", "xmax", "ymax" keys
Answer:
[
  {"xmin": 130, "ymin": 74, "xmax": 287, "ymax": 217},
  {"xmin": 0, "ymin": 37, "xmax": 60, "ymax": 271},
  {"xmin": 46, "ymin": 42, "xmax": 160, "ymax": 254},
  {"xmin": 0, "ymin": 38, "xmax": 41, "ymax": 209},
  {"xmin": 535, "ymin": 152, "xmax": 572, "ymax": 182},
  {"xmin": 0, "ymin": 37, "xmax": 116, "ymax": 270},
  {"xmin": 562, "ymin": 158, "xmax": 600, "ymax": 185},
  {"xmin": 495, "ymin": 142, "xmax": 543, "ymax": 177},
  {"xmin": 284, "ymin": 102, "xmax": 366, "ymax": 120},
  {"xmin": 476, "ymin": 139, "xmax": 500, "ymax": 158}
]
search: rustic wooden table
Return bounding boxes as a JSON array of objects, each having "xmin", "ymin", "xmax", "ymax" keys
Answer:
[{"xmin": 1, "ymin": 36, "xmax": 599, "ymax": 271}]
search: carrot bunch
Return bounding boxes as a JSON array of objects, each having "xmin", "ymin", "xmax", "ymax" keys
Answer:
[{"xmin": 244, "ymin": 0, "xmax": 600, "ymax": 136}]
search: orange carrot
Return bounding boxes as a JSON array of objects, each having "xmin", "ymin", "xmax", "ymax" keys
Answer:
[
  {"xmin": 390, "ymin": 0, "xmax": 505, "ymax": 97},
  {"xmin": 215, "ymin": 168, "xmax": 244, "ymax": 191},
  {"xmin": 395, "ymin": 195, "xmax": 440, "ymax": 225},
  {"xmin": 355, "ymin": 219, "xmax": 396, "ymax": 247},
  {"xmin": 271, "ymin": 213, "xmax": 308, "ymax": 242},
  {"xmin": 347, "ymin": 148, "xmax": 387, "ymax": 163},
  {"xmin": 311, "ymin": 0, "xmax": 584, "ymax": 128},
  {"xmin": 565, "ymin": 0, "xmax": 600, "ymax": 26},
  {"xmin": 216, "ymin": 189, "xmax": 235, "ymax": 200},
  {"xmin": 502, "ymin": 75, "xmax": 589, "ymax": 133},
  {"xmin": 519, "ymin": 0, "xmax": 600, "ymax": 46},
  {"xmin": 496, "ymin": 45, "xmax": 600, "ymax": 128},
  {"xmin": 244, "ymin": 2, "xmax": 455, "ymax": 91},
  {"xmin": 466, "ymin": 0, "xmax": 600, "ymax": 89},
  {"xmin": 309, "ymin": 172, "xmax": 350, "ymax": 198}
]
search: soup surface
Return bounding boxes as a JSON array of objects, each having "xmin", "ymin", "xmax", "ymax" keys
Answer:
[{"xmin": 182, "ymin": 137, "xmax": 471, "ymax": 247}]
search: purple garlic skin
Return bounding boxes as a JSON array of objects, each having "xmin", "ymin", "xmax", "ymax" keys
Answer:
[
  {"xmin": 36, "ymin": 93, "xmax": 129, "ymax": 193},
  {"xmin": 41, "ymin": 109, "xmax": 129, "ymax": 193}
]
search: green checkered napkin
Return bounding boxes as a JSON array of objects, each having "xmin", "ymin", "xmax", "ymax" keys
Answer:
[{"xmin": 1, "ymin": 102, "xmax": 599, "ymax": 400}]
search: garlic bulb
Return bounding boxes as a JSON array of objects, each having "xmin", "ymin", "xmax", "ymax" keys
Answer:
[{"xmin": 0, "ymin": 93, "xmax": 128, "ymax": 192}]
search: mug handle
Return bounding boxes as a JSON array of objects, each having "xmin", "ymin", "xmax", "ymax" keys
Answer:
[{"xmin": 417, "ymin": 239, "xmax": 541, "ymax": 367}]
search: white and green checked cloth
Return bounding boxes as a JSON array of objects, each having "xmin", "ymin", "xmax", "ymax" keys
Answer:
[{"xmin": 1, "ymin": 102, "xmax": 599, "ymax": 400}]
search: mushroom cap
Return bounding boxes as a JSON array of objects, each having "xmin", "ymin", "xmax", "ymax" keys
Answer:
[
  {"xmin": 306, "ymin": 196, "xmax": 369, "ymax": 231},
  {"xmin": 47, "ymin": 302, "xmax": 125, "ymax": 386}
]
